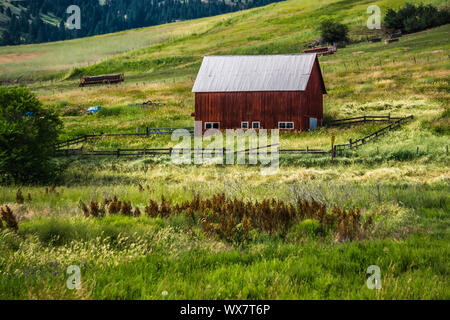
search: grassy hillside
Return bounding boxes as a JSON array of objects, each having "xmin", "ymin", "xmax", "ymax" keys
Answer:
[
  {"xmin": 0, "ymin": 0, "xmax": 449, "ymax": 300},
  {"xmin": 1, "ymin": 0, "xmax": 446, "ymax": 81},
  {"xmin": 0, "ymin": 16, "xmax": 215, "ymax": 81}
]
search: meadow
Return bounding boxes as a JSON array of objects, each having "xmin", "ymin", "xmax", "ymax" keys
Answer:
[{"xmin": 0, "ymin": 0, "xmax": 449, "ymax": 299}]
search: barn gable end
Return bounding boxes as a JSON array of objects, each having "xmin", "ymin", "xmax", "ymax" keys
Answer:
[{"xmin": 192, "ymin": 54, "xmax": 326, "ymax": 131}]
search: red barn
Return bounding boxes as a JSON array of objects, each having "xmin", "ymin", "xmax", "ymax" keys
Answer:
[{"xmin": 192, "ymin": 53, "xmax": 326, "ymax": 131}]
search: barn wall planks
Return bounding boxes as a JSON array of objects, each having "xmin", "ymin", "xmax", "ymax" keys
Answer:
[{"xmin": 195, "ymin": 59, "xmax": 325, "ymax": 131}]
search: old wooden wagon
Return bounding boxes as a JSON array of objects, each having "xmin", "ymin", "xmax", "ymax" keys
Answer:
[
  {"xmin": 192, "ymin": 54, "xmax": 326, "ymax": 132},
  {"xmin": 303, "ymin": 46, "xmax": 337, "ymax": 56},
  {"xmin": 79, "ymin": 74, "xmax": 124, "ymax": 87}
]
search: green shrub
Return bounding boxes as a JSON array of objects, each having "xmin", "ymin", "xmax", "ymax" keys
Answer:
[{"xmin": 0, "ymin": 86, "xmax": 63, "ymax": 183}]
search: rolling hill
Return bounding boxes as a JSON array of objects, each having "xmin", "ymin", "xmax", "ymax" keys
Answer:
[{"xmin": 0, "ymin": 0, "xmax": 447, "ymax": 82}]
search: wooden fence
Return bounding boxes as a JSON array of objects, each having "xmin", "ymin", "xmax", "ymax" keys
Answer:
[
  {"xmin": 327, "ymin": 114, "xmax": 405, "ymax": 127},
  {"xmin": 55, "ymin": 115, "xmax": 415, "ymax": 158},
  {"xmin": 333, "ymin": 115, "xmax": 413, "ymax": 155},
  {"xmin": 56, "ymin": 148, "xmax": 173, "ymax": 157},
  {"xmin": 55, "ymin": 144, "xmax": 284, "ymax": 157},
  {"xmin": 279, "ymin": 148, "xmax": 328, "ymax": 154},
  {"xmin": 54, "ymin": 127, "xmax": 194, "ymax": 150}
]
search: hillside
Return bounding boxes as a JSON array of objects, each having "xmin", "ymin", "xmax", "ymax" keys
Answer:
[
  {"xmin": 1, "ymin": 0, "xmax": 447, "ymax": 82},
  {"xmin": 0, "ymin": 0, "xmax": 282, "ymax": 46}
]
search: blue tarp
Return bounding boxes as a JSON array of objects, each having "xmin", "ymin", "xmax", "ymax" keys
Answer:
[{"xmin": 87, "ymin": 106, "xmax": 101, "ymax": 114}]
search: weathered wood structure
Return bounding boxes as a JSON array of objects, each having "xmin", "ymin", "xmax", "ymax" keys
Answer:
[
  {"xmin": 192, "ymin": 54, "xmax": 326, "ymax": 131},
  {"xmin": 79, "ymin": 74, "xmax": 124, "ymax": 87},
  {"xmin": 303, "ymin": 46, "xmax": 337, "ymax": 56}
]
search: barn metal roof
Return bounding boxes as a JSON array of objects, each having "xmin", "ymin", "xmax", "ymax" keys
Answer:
[{"xmin": 192, "ymin": 54, "xmax": 319, "ymax": 92}]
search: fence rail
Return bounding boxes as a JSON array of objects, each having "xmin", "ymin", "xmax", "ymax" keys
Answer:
[
  {"xmin": 54, "ymin": 127, "xmax": 194, "ymax": 150},
  {"xmin": 55, "ymin": 115, "xmax": 414, "ymax": 158},
  {"xmin": 279, "ymin": 148, "xmax": 328, "ymax": 154},
  {"xmin": 56, "ymin": 145, "xmax": 281, "ymax": 157},
  {"xmin": 55, "ymin": 144, "xmax": 336, "ymax": 157},
  {"xmin": 56, "ymin": 148, "xmax": 173, "ymax": 157},
  {"xmin": 327, "ymin": 114, "xmax": 405, "ymax": 126},
  {"xmin": 333, "ymin": 115, "xmax": 413, "ymax": 155}
]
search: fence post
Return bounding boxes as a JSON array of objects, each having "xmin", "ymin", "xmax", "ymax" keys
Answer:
[
  {"xmin": 447, "ymin": 145, "xmax": 449, "ymax": 156},
  {"xmin": 146, "ymin": 127, "xmax": 149, "ymax": 137},
  {"xmin": 136, "ymin": 127, "xmax": 139, "ymax": 135},
  {"xmin": 416, "ymin": 146, "xmax": 419, "ymax": 155},
  {"xmin": 349, "ymin": 139, "xmax": 352, "ymax": 149},
  {"xmin": 117, "ymin": 149, "xmax": 120, "ymax": 158}
]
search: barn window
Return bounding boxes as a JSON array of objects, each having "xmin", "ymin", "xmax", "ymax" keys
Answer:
[
  {"xmin": 205, "ymin": 122, "xmax": 220, "ymax": 129},
  {"xmin": 241, "ymin": 122, "xmax": 249, "ymax": 129},
  {"xmin": 278, "ymin": 122, "xmax": 294, "ymax": 129},
  {"xmin": 252, "ymin": 122, "xmax": 260, "ymax": 129}
]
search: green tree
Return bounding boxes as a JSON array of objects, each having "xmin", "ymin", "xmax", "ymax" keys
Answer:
[
  {"xmin": 0, "ymin": 30, "xmax": 12, "ymax": 46},
  {"xmin": 384, "ymin": 8, "xmax": 403, "ymax": 30},
  {"xmin": 0, "ymin": 87, "xmax": 62, "ymax": 183},
  {"xmin": 319, "ymin": 20, "xmax": 349, "ymax": 44}
]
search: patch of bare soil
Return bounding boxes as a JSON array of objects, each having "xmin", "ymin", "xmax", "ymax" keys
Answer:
[{"xmin": 0, "ymin": 52, "xmax": 45, "ymax": 64}]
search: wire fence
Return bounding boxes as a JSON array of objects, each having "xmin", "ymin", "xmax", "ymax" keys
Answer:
[{"xmin": 54, "ymin": 115, "xmax": 438, "ymax": 159}]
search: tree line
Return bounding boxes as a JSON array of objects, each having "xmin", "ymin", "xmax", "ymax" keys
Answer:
[
  {"xmin": 1, "ymin": 0, "xmax": 283, "ymax": 46},
  {"xmin": 384, "ymin": 3, "xmax": 449, "ymax": 34}
]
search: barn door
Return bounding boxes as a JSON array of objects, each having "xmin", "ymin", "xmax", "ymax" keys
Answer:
[{"xmin": 309, "ymin": 117, "xmax": 317, "ymax": 131}]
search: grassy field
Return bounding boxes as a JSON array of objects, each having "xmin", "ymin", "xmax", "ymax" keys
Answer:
[{"xmin": 0, "ymin": 0, "xmax": 449, "ymax": 299}]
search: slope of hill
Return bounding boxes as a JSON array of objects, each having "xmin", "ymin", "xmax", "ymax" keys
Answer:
[
  {"xmin": 0, "ymin": 0, "xmax": 283, "ymax": 46},
  {"xmin": 1, "ymin": 0, "xmax": 447, "ymax": 82}
]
